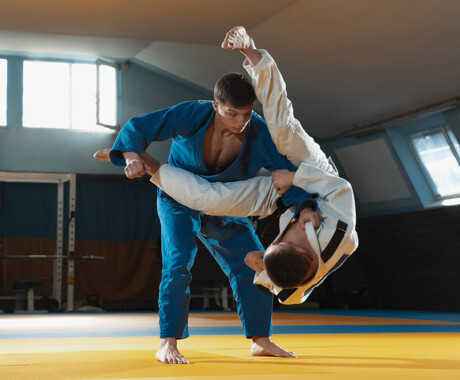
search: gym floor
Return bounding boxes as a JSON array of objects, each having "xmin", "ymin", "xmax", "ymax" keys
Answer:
[{"xmin": 1, "ymin": 310, "xmax": 459, "ymax": 379}]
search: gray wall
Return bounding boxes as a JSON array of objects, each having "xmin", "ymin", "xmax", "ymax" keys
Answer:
[
  {"xmin": 320, "ymin": 108, "xmax": 460, "ymax": 217},
  {"xmin": 0, "ymin": 56, "xmax": 212, "ymax": 175}
]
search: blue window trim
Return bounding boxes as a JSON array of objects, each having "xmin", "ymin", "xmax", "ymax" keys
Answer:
[{"xmin": 386, "ymin": 108, "xmax": 460, "ymax": 208}]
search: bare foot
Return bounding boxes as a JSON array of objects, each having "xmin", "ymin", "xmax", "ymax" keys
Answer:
[
  {"xmin": 221, "ymin": 26, "xmax": 255, "ymax": 50},
  {"xmin": 155, "ymin": 338, "xmax": 189, "ymax": 364},
  {"xmin": 251, "ymin": 336, "xmax": 296, "ymax": 358},
  {"xmin": 93, "ymin": 148, "xmax": 111, "ymax": 162}
]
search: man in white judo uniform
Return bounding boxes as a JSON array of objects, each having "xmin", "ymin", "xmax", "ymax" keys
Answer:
[{"xmin": 96, "ymin": 26, "xmax": 358, "ymax": 305}]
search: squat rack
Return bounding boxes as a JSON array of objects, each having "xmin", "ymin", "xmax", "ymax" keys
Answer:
[{"xmin": 0, "ymin": 171, "xmax": 77, "ymax": 311}]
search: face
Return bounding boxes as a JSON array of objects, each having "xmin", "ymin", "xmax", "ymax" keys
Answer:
[{"xmin": 212, "ymin": 101, "xmax": 253, "ymax": 134}]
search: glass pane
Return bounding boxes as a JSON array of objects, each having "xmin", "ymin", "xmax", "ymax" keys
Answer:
[
  {"xmin": 71, "ymin": 63, "xmax": 97, "ymax": 130},
  {"xmin": 0, "ymin": 59, "xmax": 7, "ymax": 126},
  {"xmin": 23, "ymin": 61, "xmax": 70, "ymax": 128},
  {"xmin": 98, "ymin": 64, "xmax": 117, "ymax": 126},
  {"xmin": 411, "ymin": 128, "xmax": 460, "ymax": 197},
  {"xmin": 447, "ymin": 128, "xmax": 460, "ymax": 158}
]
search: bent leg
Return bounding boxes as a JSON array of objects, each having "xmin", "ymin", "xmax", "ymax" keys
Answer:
[
  {"xmin": 198, "ymin": 215, "xmax": 273, "ymax": 338},
  {"xmin": 199, "ymin": 215, "xmax": 295, "ymax": 357}
]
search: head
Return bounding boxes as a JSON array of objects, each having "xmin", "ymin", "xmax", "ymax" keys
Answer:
[
  {"xmin": 212, "ymin": 73, "xmax": 256, "ymax": 134},
  {"xmin": 263, "ymin": 242, "xmax": 319, "ymax": 289},
  {"xmin": 214, "ymin": 72, "xmax": 256, "ymax": 108}
]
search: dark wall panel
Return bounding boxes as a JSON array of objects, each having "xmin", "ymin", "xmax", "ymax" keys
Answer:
[{"xmin": 356, "ymin": 205, "xmax": 460, "ymax": 311}]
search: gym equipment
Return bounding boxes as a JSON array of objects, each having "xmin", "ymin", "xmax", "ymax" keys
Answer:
[{"xmin": 0, "ymin": 172, "xmax": 103, "ymax": 312}]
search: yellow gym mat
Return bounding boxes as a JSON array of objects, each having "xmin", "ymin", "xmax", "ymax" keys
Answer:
[{"xmin": 1, "ymin": 311, "xmax": 459, "ymax": 379}]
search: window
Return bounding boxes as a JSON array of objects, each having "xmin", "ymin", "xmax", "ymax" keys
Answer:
[
  {"xmin": 0, "ymin": 59, "xmax": 6, "ymax": 126},
  {"xmin": 23, "ymin": 60, "xmax": 118, "ymax": 132},
  {"xmin": 409, "ymin": 126, "xmax": 460, "ymax": 199}
]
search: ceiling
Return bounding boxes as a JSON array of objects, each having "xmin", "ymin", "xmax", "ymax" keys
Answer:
[{"xmin": 1, "ymin": 0, "xmax": 459, "ymax": 138}]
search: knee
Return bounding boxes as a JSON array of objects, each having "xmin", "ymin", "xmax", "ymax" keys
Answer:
[{"xmin": 161, "ymin": 266, "xmax": 192, "ymax": 289}]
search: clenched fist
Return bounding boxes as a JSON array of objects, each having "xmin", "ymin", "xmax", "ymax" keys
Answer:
[{"xmin": 271, "ymin": 169, "xmax": 295, "ymax": 195}]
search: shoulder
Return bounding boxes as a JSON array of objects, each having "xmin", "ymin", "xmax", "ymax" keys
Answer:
[
  {"xmin": 248, "ymin": 111, "xmax": 270, "ymax": 138},
  {"xmin": 170, "ymin": 100, "xmax": 213, "ymax": 113},
  {"xmin": 250, "ymin": 111, "xmax": 267, "ymax": 127}
]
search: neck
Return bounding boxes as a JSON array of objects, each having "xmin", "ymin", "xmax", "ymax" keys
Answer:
[
  {"xmin": 212, "ymin": 114, "xmax": 232, "ymax": 136},
  {"xmin": 212, "ymin": 115, "xmax": 225, "ymax": 136}
]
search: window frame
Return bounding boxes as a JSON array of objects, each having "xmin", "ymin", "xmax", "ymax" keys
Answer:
[
  {"xmin": 22, "ymin": 57, "xmax": 119, "ymax": 132},
  {"xmin": 0, "ymin": 58, "xmax": 7, "ymax": 127},
  {"xmin": 96, "ymin": 59, "xmax": 119, "ymax": 130},
  {"xmin": 407, "ymin": 125, "xmax": 460, "ymax": 201}
]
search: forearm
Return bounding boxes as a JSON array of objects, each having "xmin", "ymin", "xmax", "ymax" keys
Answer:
[
  {"xmin": 122, "ymin": 151, "xmax": 140, "ymax": 161},
  {"xmin": 293, "ymin": 162, "xmax": 357, "ymax": 227},
  {"xmin": 151, "ymin": 165, "xmax": 279, "ymax": 218},
  {"xmin": 110, "ymin": 121, "xmax": 148, "ymax": 166},
  {"xmin": 244, "ymin": 51, "xmax": 333, "ymax": 172},
  {"xmin": 239, "ymin": 46, "xmax": 262, "ymax": 67}
]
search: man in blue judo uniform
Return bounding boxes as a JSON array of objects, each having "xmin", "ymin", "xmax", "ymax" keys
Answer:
[{"xmin": 105, "ymin": 36, "xmax": 312, "ymax": 364}]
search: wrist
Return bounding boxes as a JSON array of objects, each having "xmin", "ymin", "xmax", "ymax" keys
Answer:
[
  {"xmin": 123, "ymin": 151, "xmax": 140, "ymax": 163},
  {"xmin": 288, "ymin": 171, "xmax": 295, "ymax": 188},
  {"xmin": 241, "ymin": 46, "xmax": 262, "ymax": 67}
]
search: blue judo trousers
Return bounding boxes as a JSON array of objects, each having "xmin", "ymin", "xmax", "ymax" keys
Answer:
[{"xmin": 110, "ymin": 100, "xmax": 314, "ymax": 339}]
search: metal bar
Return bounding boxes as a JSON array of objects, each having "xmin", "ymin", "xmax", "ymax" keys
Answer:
[
  {"xmin": 0, "ymin": 296, "xmax": 41, "ymax": 300},
  {"xmin": 0, "ymin": 182, "xmax": 3, "ymax": 297},
  {"xmin": 0, "ymin": 255, "xmax": 104, "ymax": 260},
  {"xmin": 53, "ymin": 182, "xmax": 64, "ymax": 307},
  {"xmin": 67, "ymin": 174, "xmax": 76, "ymax": 312},
  {"xmin": 1, "ymin": 255, "xmax": 69, "ymax": 259},
  {"xmin": 406, "ymin": 129, "xmax": 441, "ymax": 198},
  {"xmin": 0, "ymin": 172, "xmax": 72, "ymax": 183},
  {"xmin": 441, "ymin": 126, "xmax": 460, "ymax": 167},
  {"xmin": 27, "ymin": 288, "xmax": 34, "ymax": 312},
  {"xmin": 96, "ymin": 59, "xmax": 101, "ymax": 126},
  {"xmin": 0, "ymin": 172, "xmax": 79, "ymax": 312}
]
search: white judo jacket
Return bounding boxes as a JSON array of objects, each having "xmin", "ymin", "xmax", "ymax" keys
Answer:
[{"xmin": 151, "ymin": 51, "xmax": 358, "ymax": 304}]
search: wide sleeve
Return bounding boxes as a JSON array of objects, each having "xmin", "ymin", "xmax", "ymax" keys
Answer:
[
  {"xmin": 244, "ymin": 51, "xmax": 335, "ymax": 175},
  {"xmin": 110, "ymin": 101, "xmax": 212, "ymax": 166},
  {"xmin": 293, "ymin": 162, "xmax": 357, "ymax": 231},
  {"xmin": 150, "ymin": 164, "xmax": 280, "ymax": 218}
]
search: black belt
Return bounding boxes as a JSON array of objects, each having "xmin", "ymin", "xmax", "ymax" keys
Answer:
[
  {"xmin": 277, "ymin": 219, "xmax": 348, "ymax": 302},
  {"xmin": 320, "ymin": 220, "xmax": 348, "ymax": 263}
]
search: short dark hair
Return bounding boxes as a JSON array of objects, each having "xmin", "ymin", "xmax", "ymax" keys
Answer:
[
  {"xmin": 214, "ymin": 72, "xmax": 256, "ymax": 107},
  {"xmin": 264, "ymin": 245, "xmax": 313, "ymax": 289}
]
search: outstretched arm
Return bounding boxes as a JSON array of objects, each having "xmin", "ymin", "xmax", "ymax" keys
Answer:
[
  {"xmin": 246, "ymin": 52, "xmax": 335, "ymax": 173},
  {"xmin": 222, "ymin": 27, "xmax": 335, "ymax": 174}
]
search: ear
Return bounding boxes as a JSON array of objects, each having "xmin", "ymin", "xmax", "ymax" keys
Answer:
[{"xmin": 212, "ymin": 100, "xmax": 219, "ymax": 112}]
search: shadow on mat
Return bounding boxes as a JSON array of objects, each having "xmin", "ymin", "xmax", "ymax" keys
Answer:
[{"xmin": 190, "ymin": 355, "xmax": 460, "ymax": 370}]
